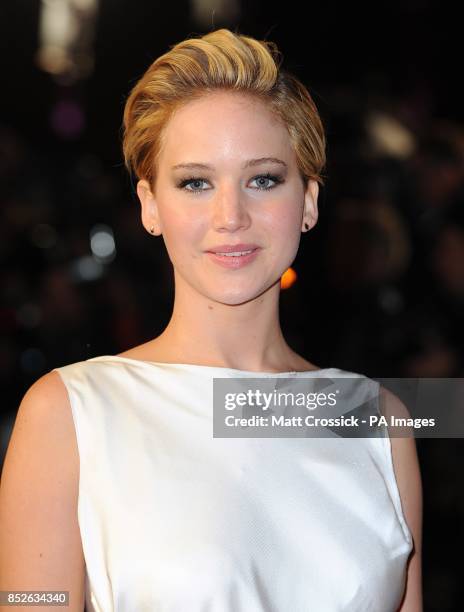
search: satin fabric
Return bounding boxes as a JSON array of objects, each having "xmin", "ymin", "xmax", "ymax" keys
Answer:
[{"xmin": 53, "ymin": 355, "xmax": 413, "ymax": 612}]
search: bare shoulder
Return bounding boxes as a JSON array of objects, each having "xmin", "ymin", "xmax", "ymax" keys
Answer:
[
  {"xmin": 19, "ymin": 369, "xmax": 75, "ymax": 425},
  {"xmin": 1, "ymin": 370, "xmax": 79, "ymax": 480},
  {"xmin": 1, "ymin": 371, "xmax": 79, "ymax": 471},
  {"xmin": 116, "ymin": 338, "xmax": 166, "ymax": 361},
  {"xmin": 0, "ymin": 370, "xmax": 85, "ymax": 610},
  {"xmin": 379, "ymin": 385, "xmax": 423, "ymax": 612}
]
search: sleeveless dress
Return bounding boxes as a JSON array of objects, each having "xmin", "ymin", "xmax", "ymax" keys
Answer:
[{"xmin": 52, "ymin": 355, "xmax": 413, "ymax": 612}]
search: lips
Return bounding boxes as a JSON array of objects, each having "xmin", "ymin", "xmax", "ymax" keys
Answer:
[
  {"xmin": 207, "ymin": 243, "xmax": 260, "ymax": 254},
  {"xmin": 206, "ymin": 247, "xmax": 261, "ymax": 269}
]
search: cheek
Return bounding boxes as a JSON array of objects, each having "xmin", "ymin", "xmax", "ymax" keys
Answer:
[
  {"xmin": 160, "ymin": 209, "xmax": 205, "ymax": 258},
  {"xmin": 262, "ymin": 203, "xmax": 302, "ymax": 243}
]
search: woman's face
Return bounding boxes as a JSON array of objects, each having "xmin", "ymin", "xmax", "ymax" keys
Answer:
[{"xmin": 137, "ymin": 91, "xmax": 319, "ymax": 305}]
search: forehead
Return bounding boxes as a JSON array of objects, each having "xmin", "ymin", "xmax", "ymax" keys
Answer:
[{"xmin": 158, "ymin": 91, "xmax": 294, "ymax": 165}]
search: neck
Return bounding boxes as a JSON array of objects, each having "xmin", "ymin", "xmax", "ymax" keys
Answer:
[{"xmin": 151, "ymin": 273, "xmax": 298, "ymax": 372}]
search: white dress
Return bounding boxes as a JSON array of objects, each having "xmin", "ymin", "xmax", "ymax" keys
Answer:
[{"xmin": 52, "ymin": 355, "xmax": 413, "ymax": 612}]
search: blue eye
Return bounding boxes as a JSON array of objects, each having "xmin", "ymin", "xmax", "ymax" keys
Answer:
[
  {"xmin": 250, "ymin": 173, "xmax": 283, "ymax": 190},
  {"xmin": 178, "ymin": 178, "xmax": 209, "ymax": 193},
  {"xmin": 177, "ymin": 173, "xmax": 284, "ymax": 195}
]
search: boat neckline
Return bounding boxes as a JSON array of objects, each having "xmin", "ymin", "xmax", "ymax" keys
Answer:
[{"xmin": 88, "ymin": 354, "xmax": 339, "ymax": 377}]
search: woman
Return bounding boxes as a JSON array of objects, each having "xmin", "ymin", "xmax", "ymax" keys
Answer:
[{"xmin": 0, "ymin": 28, "xmax": 422, "ymax": 611}]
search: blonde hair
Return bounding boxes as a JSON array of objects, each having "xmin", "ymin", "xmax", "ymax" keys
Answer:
[{"xmin": 122, "ymin": 28, "xmax": 326, "ymax": 190}]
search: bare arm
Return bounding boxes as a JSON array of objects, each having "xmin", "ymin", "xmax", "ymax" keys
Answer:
[
  {"xmin": 380, "ymin": 386, "xmax": 423, "ymax": 612},
  {"xmin": 0, "ymin": 371, "xmax": 85, "ymax": 611}
]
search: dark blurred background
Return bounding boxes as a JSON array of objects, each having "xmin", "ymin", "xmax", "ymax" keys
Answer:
[{"xmin": 1, "ymin": 1, "xmax": 463, "ymax": 609}]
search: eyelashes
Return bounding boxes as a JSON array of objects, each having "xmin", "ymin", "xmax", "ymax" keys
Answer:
[{"xmin": 176, "ymin": 173, "xmax": 285, "ymax": 195}]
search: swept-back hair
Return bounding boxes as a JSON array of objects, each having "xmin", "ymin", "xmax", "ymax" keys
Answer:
[{"xmin": 122, "ymin": 28, "xmax": 326, "ymax": 190}]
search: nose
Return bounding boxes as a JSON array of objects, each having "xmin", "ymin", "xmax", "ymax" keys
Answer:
[{"xmin": 211, "ymin": 181, "xmax": 251, "ymax": 232}]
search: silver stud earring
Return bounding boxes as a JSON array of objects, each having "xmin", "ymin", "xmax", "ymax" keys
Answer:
[{"xmin": 149, "ymin": 226, "xmax": 155, "ymax": 234}]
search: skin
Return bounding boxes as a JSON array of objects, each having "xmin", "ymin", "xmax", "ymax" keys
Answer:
[
  {"xmin": 382, "ymin": 389, "xmax": 423, "ymax": 612},
  {"xmin": 133, "ymin": 90, "xmax": 319, "ymax": 373}
]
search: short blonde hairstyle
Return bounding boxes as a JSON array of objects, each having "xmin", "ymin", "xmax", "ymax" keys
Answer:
[{"xmin": 122, "ymin": 28, "xmax": 326, "ymax": 190}]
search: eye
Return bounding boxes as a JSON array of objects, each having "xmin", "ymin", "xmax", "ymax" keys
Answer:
[
  {"xmin": 250, "ymin": 173, "xmax": 284, "ymax": 191},
  {"xmin": 177, "ymin": 177, "xmax": 210, "ymax": 194},
  {"xmin": 176, "ymin": 172, "xmax": 284, "ymax": 195}
]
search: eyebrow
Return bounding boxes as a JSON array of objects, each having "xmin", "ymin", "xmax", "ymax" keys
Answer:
[{"xmin": 171, "ymin": 157, "xmax": 288, "ymax": 171}]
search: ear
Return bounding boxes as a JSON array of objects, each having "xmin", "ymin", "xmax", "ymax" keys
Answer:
[
  {"xmin": 302, "ymin": 179, "xmax": 319, "ymax": 232},
  {"xmin": 136, "ymin": 179, "xmax": 162, "ymax": 236}
]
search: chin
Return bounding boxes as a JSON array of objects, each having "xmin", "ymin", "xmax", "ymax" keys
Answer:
[
  {"xmin": 209, "ymin": 295, "xmax": 263, "ymax": 307},
  {"xmin": 202, "ymin": 279, "xmax": 280, "ymax": 306}
]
